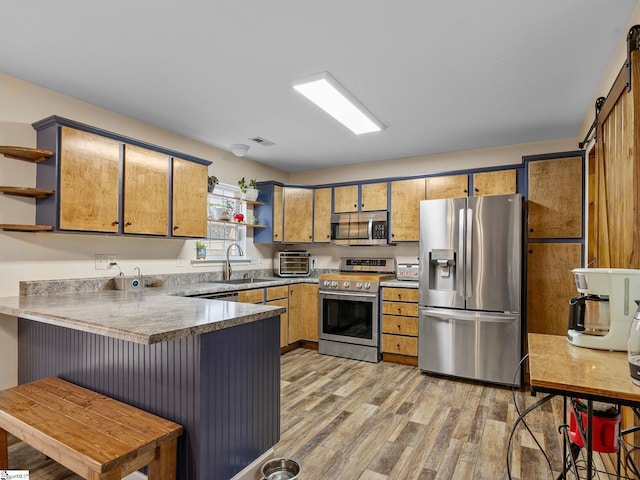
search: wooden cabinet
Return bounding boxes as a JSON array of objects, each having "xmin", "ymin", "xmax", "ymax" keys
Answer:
[
  {"xmin": 390, "ymin": 178, "xmax": 425, "ymax": 242},
  {"xmin": 426, "ymin": 174, "xmax": 468, "ymax": 199},
  {"xmin": 253, "ymin": 183, "xmax": 284, "ymax": 243},
  {"xmin": 527, "ymin": 242, "xmax": 582, "ymax": 336},
  {"xmin": 334, "ymin": 185, "xmax": 358, "ymax": 213},
  {"xmin": 172, "ymin": 158, "xmax": 207, "ymax": 237},
  {"xmin": 32, "ymin": 116, "xmax": 211, "ymax": 237},
  {"xmin": 334, "ymin": 182, "xmax": 388, "ymax": 213},
  {"xmin": 526, "ymin": 153, "xmax": 584, "ymax": 336},
  {"xmin": 266, "ymin": 286, "xmax": 289, "ymax": 348},
  {"xmin": 528, "ymin": 157, "xmax": 582, "ymax": 238},
  {"xmin": 238, "ymin": 288, "xmax": 263, "ymax": 303},
  {"xmin": 313, "ymin": 187, "xmax": 332, "ymax": 243},
  {"xmin": 381, "ymin": 287, "xmax": 419, "ymax": 364},
  {"xmin": 290, "ymin": 284, "xmax": 319, "ymax": 342},
  {"xmin": 123, "ymin": 144, "xmax": 169, "ymax": 235},
  {"xmin": 473, "ymin": 169, "xmax": 517, "ymax": 196},
  {"xmin": 283, "ymin": 187, "xmax": 313, "ymax": 243},
  {"xmin": 59, "ymin": 127, "xmax": 121, "ymax": 232}
]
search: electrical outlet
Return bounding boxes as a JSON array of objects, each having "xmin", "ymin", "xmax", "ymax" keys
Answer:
[
  {"xmin": 176, "ymin": 258, "xmax": 184, "ymax": 267},
  {"xmin": 95, "ymin": 254, "xmax": 107, "ymax": 270},
  {"xmin": 107, "ymin": 254, "xmax": 117, "ymax": 268}
]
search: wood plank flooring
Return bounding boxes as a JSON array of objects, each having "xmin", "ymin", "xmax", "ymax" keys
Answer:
[{"xmin": 4, "ymin": 347, "xmax": 630, "ymax": 479}]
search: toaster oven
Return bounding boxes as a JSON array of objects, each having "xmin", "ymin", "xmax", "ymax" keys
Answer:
[{"xmin": 274, "ymin": 251, "xmax": 312, "ymax": 277}]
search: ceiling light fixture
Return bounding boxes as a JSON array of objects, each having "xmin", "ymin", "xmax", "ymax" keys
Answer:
[
  {"xmin": 230, "ymin": 144, "xmax": 249, "ymax": 157},
  {"xmin": 292, "ymin": 71, "xmax": 385, "ymax": 135}
]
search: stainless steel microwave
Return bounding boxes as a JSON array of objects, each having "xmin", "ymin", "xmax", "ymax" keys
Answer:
[{"xmin": 330, "ymin": 211, "xmax": 389, "ymax": 246}]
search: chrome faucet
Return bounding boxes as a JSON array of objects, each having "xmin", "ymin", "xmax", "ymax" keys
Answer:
[{"xmin": 224, "ymin": 243, "xmax": 244, "ymax": 280}]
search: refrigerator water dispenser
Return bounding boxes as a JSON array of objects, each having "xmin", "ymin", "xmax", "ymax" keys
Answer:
[{"xmin": 429, "ymin": 248, "xmax": 456, "ymax": 287}]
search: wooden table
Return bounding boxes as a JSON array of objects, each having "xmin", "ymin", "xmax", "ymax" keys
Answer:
[{"xmin": 528, "ymin": 333, "xmax": 640, "ymax": 479}]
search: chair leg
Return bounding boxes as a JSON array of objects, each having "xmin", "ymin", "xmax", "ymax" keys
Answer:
[
  {"xmin": 0, "ymin": 428, "xmax": 8, "ymax": 468},
  {"xmin": 147, "ymin": 439, "xmax": 178, "ymax": 480}
]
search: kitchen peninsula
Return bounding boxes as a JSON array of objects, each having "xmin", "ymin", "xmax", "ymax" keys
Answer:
[{"xmin": 0, "ymin": 284, "xmax": 286, "ymax": 480}]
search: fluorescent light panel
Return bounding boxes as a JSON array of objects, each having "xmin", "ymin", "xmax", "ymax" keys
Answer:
[{"xmin": 293, "ymin": 72, "xmax": 385, "ymax": 135}]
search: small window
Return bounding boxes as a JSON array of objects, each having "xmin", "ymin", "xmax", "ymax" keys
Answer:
[{"xmin": 201, "ymin": 183, "xmax": 247, "ymax": 260}]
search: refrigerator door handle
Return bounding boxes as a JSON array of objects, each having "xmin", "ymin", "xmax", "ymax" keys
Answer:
[
  {"xmin": 458, "ymin": 208, "xmax": 465, "ymax": 296},
  {"xmin": 466, "ymin": 208, "xmax": 473, "ymax": 299},
  {"xmin": 420, "ymin": 307, "xmax": 517, "ymax": 323}
]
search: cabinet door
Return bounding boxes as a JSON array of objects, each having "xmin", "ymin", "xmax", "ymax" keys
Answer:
[
  {"xmin": 333, "ymin": 185, "xmax": 359, "ymax": 213},
  {"xmin": 381, "ymin": 335, "xmax": 418, "ymax": 356},
  {"xmin": 473, "ymin": 169, "xmax": 517, "ymax": 196},
  {"xmin": 273, "ymin": 185, "xmax": 284, "ymax": 242},
  {"xmin": 283, "ymin": 187, "xmax": 313, "ymax": 243},
  {"xmin": 238, "ymin": 288, "xmax": 263, "ymax": 303},
  {"xmin": 288, "ymin": 285, "xmax": 302, "ymax": 344},
  {"xmin": 313, "ymin": 187, "xmax": 332, "ymax": 243},
  {"xmin": 390, "ymin": 178, "xmax": 425, "ymax": 242},
  {"xmin": 297, "ymin": 284, "xmax": 319, "ymax": 341},
  {"xmin": 527, "ymin": 242, "xmax": 582, "ymax": 335},
  {"xmin": 267, "ymin": 298, "xmax": 289, "ymax": 348},
  {"xmin": 361, "ymin": 182, "xmax": 388, "ymax": 211},
  {"xmin": 59, "ymin": 127, "xmax": 120, "ymax": 232},
  {"xmin": 426, "ymin": 174, "xmax": 468, "ymax": 199},
  {"xmin": 172, "ymin": 158, "xmax": 207, "ymax": 237},
  {"xmin": 528, "ymin": 157, "xmax": 582, "ymax": 238},
  {"xmin": 123, "ymin": 145, "xmax": 169, "ymax": 235}
]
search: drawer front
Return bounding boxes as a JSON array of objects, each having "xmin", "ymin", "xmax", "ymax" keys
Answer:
[
  {"xmin": 382, "ymin": 315, "xmax": 418, "ymax": 336},
  {"xmin": 382, "ymin": 334, "xmax": 418, "ymax": 356},
  {"xmin": 382, "ymin": 301, "xmax": 419, "ymax": 317},
  {"xmin": 238, "ymin": 288, "xmax": 264, "ymax": 304},
  {"xmin": 266, "ymin": 285, "xmax": 288, "ymax": 301},
  {"xmin": 382, "ymin": 287, "xmax": 419, "ymax": 303}
]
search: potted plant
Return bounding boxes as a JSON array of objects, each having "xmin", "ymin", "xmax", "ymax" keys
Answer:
[
  {"xmin": 208, "ymin": 200, "xmax": 234, "ymax": 221},
  {"xmin": 195, "ymin": 241, "xmax": 207, "ymax": 259},
  {"xmin": 238, "ymin": 177, "xmax": 259, "ymax": 201}
]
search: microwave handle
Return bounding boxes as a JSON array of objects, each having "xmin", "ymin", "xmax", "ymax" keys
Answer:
[{"xmin": 368, "ymin": 218, "xmax": 373, "ymax": 240}]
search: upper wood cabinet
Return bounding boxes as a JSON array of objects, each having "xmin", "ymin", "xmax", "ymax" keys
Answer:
[
  {"xmin": 58, "ymin": 127, "xmax": 120, "ymax": 232},
  {"xmin": 313, "ymin": 187, "xmax": 332, "ymax": 243},
  {"xmin": 334, "ymin": 185, "xmax": 358, "ymax": 213},
  {"xmin": 172, "ymin": 158, "xmax": 208, "ymax": 238},
  {"xmin": 473, "ymin": 169, "xmax": 517, "ymax": 196},
  {"xmin": 123, "ymin": 144, "xmax": 169, "ymax": 235},
  {"xmin": 425, "ymin": 174, "xmax": 468, "ymax": 199},
  {"xmin": 334, "ymin": 182, "xmax": 388, "ymax": 213},
  {"xmin": 283, "ymin": 187, "xmax": 313, "ymax": 243},
  {"xmin": 528, "ymin": 157, "xmax": 582, "ymax": 238},
  {"xmin": 390, "ymin": 178, "xmax": 425, "ymax": 242},
  {"xmin": 33, "ymin": 116, "xmax": 211, "ymax": 237},
  {"xmin": 253, "ymin": 183, "xmax": 284, "ymax": 243}
]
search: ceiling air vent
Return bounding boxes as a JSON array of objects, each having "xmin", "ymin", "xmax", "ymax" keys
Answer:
[{"xmin": 249, "ymin": 136, "xmax": 276, "ymax": 147}]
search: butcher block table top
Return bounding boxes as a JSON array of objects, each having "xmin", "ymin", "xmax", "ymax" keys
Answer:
[{"xmin": 528, "ymin": 333, "xmax": 640, "ymax": 406}]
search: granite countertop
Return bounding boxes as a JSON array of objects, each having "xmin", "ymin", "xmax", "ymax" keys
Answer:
[{"xmin": 0, "ymin": 277, "xmax": 323, "ymax": 345}]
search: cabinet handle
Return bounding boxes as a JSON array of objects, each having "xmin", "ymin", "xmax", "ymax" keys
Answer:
[
  {"xmin": 463, "ymin": 189, "xmax": 468, "ymax": 193},
  {"xmin": 354, "ymin": 204, "xmax": 357, "ymax": 208},
  {"xmin": 173, "ymin": 226, "xmax": 179, "ymax": 230},
  {"xmin": 528, "ymin": 250, "xmax": 533, "ymax": 254},
  {"xmin": 397, "ymin": 307, "xmax": 402, "ymax": 313},
  {"xmin": 112, "ymin": 220, "xmax": 119, "ymax": 226},
  {"xmin": 529, "ymin": 228, "xmax": 534, "ymax": 232},
  {"xmin": 397, "ymin": 324, "xmax": 401, "ymax": 330},
  {"xmin": 474, "ymin": 188, "xmax": 479, "ymax": 192},
  {"xmin": 397, "ymin": 293, "xmax": 402, "ymax": 299},
  {"xmin": 125, "ymin": 222, "xmax": 132, "ymax": 226}
]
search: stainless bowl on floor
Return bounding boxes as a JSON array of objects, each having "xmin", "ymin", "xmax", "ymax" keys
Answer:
[{"xmin": 261, "ymin": 458, "xmax": 301, "ymax": 480}]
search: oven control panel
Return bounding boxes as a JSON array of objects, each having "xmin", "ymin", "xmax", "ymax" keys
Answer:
[{"xmin": 321, "ymin": 279, "xmax": 376, "ymax": 292}]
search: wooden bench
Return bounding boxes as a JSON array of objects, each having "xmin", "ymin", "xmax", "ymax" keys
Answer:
[{"xmin": 0, "ymin": 377, "xmax": 183, "ymax": 480}]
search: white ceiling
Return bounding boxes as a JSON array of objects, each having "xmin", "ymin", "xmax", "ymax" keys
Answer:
[{"xmin": 1, "ymin": 1, "xmax": 636, "ymax": 172}]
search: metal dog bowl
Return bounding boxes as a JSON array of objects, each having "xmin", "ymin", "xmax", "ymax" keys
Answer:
[{"xmin": 261, "ymin": 458, "xmax": 301, "ymax": 480}]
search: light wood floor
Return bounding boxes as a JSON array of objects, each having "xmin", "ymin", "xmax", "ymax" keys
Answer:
[{"xmin": 5, "ymin": 348, "xmax": 627, "ymax": 479}]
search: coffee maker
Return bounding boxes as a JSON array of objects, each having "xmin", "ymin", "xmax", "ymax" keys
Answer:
[{"xmin": 567, "ymin": 268, "xmax": 640, "ymax": 351}]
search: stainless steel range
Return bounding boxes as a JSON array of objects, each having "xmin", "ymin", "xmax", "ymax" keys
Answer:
[{"xmin": 318, "ymin": 257, "xmax": 395, "ymax": 363}]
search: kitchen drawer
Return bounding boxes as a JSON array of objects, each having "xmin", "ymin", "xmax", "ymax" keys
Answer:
[
  {"xmin": 382, "ymin": 334, "xmax": 418, "ymax": 356},
  {"xmin": 382, "ymin": 287, "xmax": 419, "ymax": 303},
  {"xmin": 266, "ymin": 285, "xmax": 288, "ymax": 301},
  {"xmin": 238, "ymin": 288, "xmax": 264, "ymax": 304},
  {"xmin": 382, "ymin": 301, "xmax": 418, "ymax": 317},
  {"xmin": 382, "ymin": 315, "xmax": 418, "ymax": 337}
]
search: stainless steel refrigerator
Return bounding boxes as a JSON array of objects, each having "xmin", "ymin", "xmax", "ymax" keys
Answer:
[{"xmin": 418, "ymin": 194, "xmax": 523, "ymax": 386}]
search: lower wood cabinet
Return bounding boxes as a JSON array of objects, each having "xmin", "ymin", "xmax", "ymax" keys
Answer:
[
  {"xmin": 266, "ymin": 286, "xmax": 289, "ymax": 348},
  {"xmin": 238, "ymin": 288, "xmax": 263, "ymax": 303},
  {"xmin": 290, "ymin": 284, "xmax": 318, "ymax": 342},
  {"xmin": 381, "ymin": 287, "xmax": 419, "ymax": 364}
]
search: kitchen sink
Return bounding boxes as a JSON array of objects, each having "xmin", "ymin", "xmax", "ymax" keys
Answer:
[{"xmin": 214, "ymin": 278, "xmax": 276, "ymax": 285}]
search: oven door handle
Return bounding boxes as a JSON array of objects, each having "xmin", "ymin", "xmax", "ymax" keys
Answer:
[{"xmin": 319, "ymin": 291, "xmax": 378, "ymax": 299}]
